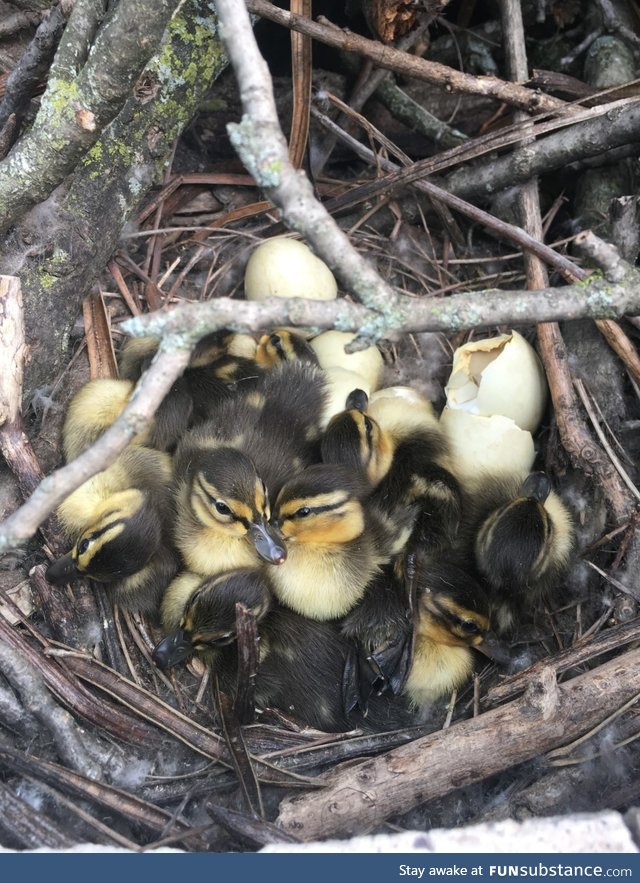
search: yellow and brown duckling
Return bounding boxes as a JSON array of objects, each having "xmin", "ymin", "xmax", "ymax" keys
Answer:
[
  {"xmin": 401, "ymin": 551, "xmax": 509, "ymax": 711},
  {"xmin": 463, "ymin": 471, "xmax": 575, "ymax": 634},
  {"xmin": 321, "ymin": 389, "xmax": 462, "ymax": 557},
  {"xmin": 61, "ymin": 376, "xmax": 190, "ymax": 460},
  {"xmin": 119, "ymin": 333, "xmax": 263, "ymax": 430},
  {"xmin": 46, "ymin": 446, "xmax": 179, "ymax": 615},
  {"xmin": 153, "ymin": 567, "xmax": 413, "ymax": 732},
  {"xmin": 173, "ymin": 444, "xmax": 287, "ymax": 576},
  {"xmin": 269, "ymin": 463, "xmax": 393, "ymax": 621},
  {"xmin": 255, "ymin": 329, "xmax": 318, "ymax": 368}
]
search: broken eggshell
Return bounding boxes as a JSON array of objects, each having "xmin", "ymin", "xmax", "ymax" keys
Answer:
[
  {"xmin": 244, "ymin": 237, "xmax": 338, "ymax": 301},
  {"xmin": 444, "ymin": 331, "xmax": 548, "ymax": 433},
  {"xmin": 440, "ymin": 408, "xmax": 536, "ymax": 478}
]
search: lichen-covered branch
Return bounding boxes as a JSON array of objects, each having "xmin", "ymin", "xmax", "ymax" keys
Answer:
[
  {"xmin": 1, "ymin": 0, "xmax": 227, "ymax": 403},
  {"xmin": 0, "ymin": 0, "xmax": 73, "ymax": 132},
  {"xmin": 0, "ymin": 0, "xmax": 182, "ymax": 233}
]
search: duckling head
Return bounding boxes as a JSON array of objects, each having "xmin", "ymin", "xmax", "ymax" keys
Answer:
[
  {"xmin": 153, "ymin": 568, "xmax": 272, "ymax": 669},
  {"xmin": 321, "ymin": 394, "xmax": 393, "ymax": 486},
  {"xmin": 404, "ymin": 554, "xmax": 510, "ymax": 708},
  {"xmin": 46, "ymin": 489, "xmax": 161, "ymax": 585},
  {"xmin": 475, "ymin": 471, "xmax": 574, "ymax": 594},
  {"xmin": 273, "ymin": 464, "xmax": 367, "ymax": 547},
  {"xmin": 185, "ymin": 447, "xmax": 286, "ymax": 564},
  {"xmin": 255, "ymin": 329, "xmax": 318, "ymax": 368}
]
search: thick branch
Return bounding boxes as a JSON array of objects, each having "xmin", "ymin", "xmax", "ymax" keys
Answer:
[
  {"xmin": 0, "ymin": 0, "xmax": 72, "ymax": 132},
  {"xmin": 276, "ymin": 649, "xmax": 640, "ymax": 840},
  {"xmin": 0, "ymin": 0, "xmax": 181, "ymax": 232},
  {"xmin": 3, "ymin": 0, "xmax": 227, "ymax": 405}
]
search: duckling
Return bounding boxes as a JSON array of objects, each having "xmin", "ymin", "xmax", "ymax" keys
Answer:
[
  {"xmin": 321, "ymin": 389, "xmax": 462, "ymax": 556},
  {"xmin": 466, "ymin": 471, "xmax": 575, "ymax": 633},
  {"xmin": 119, "ymin": 333, "xmax": 260, "ymax": 431},
  {"xmin": 401, "ymin": 551, "xmax": 509, "ymax": 711},
  {"xmin": 269, "ymin": 463, "xmax": 393, "ymax": 620},
  {"xmin": 154, "ymin": 567, "xmax": 273, "ymax": 667},
  {"xmin": 63, "ymin": 372, "xmax": 192, "ymax": 459},
  {"xmin": 46, "ymin": 446, "xmax": 179, "ymax": 615},
  {"xmin": 173, "ymin": 360, "xmax": 328, "ymax": 577},
  {"xmin": 153, "ymin": 568, "xmax": 413, "ymax": 732},
  {"xmin": 255, "ymin": 329, "xmax": 318, "ymax": 368}
]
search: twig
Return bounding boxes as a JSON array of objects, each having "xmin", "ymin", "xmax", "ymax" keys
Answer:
[
  {"xmin": 0, "ymin": 637, "xmax": 101, "ymax": 779},
  {"xmin": 245, "ymin": 0, "xmax": 565, "ymax": 114},
  {"xmin": 485, "ymin": 616, "xmax": 640, "ymax": 706},
  {"xmin": 216, "ymin": 0, "xmax": 404, "ymax": 339}
]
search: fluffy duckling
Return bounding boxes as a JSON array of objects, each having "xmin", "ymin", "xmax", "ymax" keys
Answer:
[
  {"xmin": 154, "ymin": 568, "xmax": 273, "ymax": 667},
  {"xmin": 172, "ymin": 360, "xmax": 328, "ymax": 577},
  {"xmin": 63, "ymin": 371, "xmax": 192, "ymax": 459},
  {"xmin": 46, "ymin": 446, "xmax": 178, "ymax": 615},
  {"xmin": 321, "ymin": 389, "xmax": 462, "ymax": 556},
  {"xmin": 154, "ymin": 568, "xmax": 413, "ymax": 732},
  {"xmin": 269, "ymin": 464, "xmax": 392, "ymax": 620},
  {"xmin": 402, "ymin": 552, "xmax": 509, "ymax": 711},
  {"xmin": 255, "ymin": 329, "xmax": 318, "ymax": 368},
  {"xmin": 119, "ymin": 333, "xmax": 261, "ymax": 430},
  {"xmin": 173, "ymin": 445, "xmax": 287, "ymax": 576},
  {"xmin": 466, "ymin": 471, "xmax": 575, "ymax": 633}
]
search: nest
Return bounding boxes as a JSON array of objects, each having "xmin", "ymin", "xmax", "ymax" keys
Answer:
[{"xmin": 1, "ymin": 0, "xmax": 640, "ymax": 852}]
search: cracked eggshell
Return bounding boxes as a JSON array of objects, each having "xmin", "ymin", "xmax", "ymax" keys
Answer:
[
  {"xmin": 244, "ymin": 237, "xmax": 337, "ymax": 301},
  {"xmin": 311, "ymin": 331, "xmax": 383, "ymax": 391},
  {"xmin": 440, "ymin": 408, "xmax": 535, "ymax": 478},
  {"xmin": 444, "ymin": 331, "xmax": 548, "ymax": 433},
  {"xmin": 322, "ymin": 366, "xmax": 371, "ymax": 427}
]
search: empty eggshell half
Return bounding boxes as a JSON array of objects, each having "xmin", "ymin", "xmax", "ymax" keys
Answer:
[
  {"xmin": 311, "ymin": 331, "xmax": 383, "ymax": 391},
  {"xmin": 244, "ymin": 237, "xmax": 338, "ymax": 301},
  {"xmin": 440, "ymin": 408, "xmax": 536, "ymax": 478},
  {"xmin": 444, "ymin": 331, "xmax": 548, "ymax": 433},
  {"xmin": 322, "ymin": 366, "xmax": 371, "ymax": 427}
]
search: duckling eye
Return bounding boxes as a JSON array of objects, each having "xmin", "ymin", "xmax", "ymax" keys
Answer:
[
  {"xmin": 363, "ymin": 416, "xmax": 374, "ymax": 442},
  {"xmin": 77, "ymin": 538, "xmax": 91, "ymax": 555},
  {"xmin": 295, "ymin": 506, "xmax": 312, "ymax": 519},
  {"xmin": 215, "ymin": 501, "xmax": 232, "ymax": 516},
  {"xmin": 458, "ymin": 619, "xmax": 481, "ymax": 635}
]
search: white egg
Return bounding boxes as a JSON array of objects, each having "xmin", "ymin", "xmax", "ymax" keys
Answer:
[
  {"xmin": 440, "ymin": 408, "xmax": 536, "ymax": 478},
  {"xmin": 369, "ymin": 386, "xmax": 438, "ymax": 437},
  {"xmin": 322, "ymin": 366, "xmax": 370, "ymax": 427},
  {"xmin": 244, "ymin": 237, "xmax": 337, "ymax": 301},
  {"xmin": 311, "ymin": 331, "xmax": 383, "ymax": 391},
  {"xmin": 444, "ymin": 330, "xmax": 548, "ymax": 433}
]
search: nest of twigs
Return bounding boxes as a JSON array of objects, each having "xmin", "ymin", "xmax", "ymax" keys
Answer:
[{"xmin": 1, "ymin": 0, "xmax": 640, "ymax": 853}]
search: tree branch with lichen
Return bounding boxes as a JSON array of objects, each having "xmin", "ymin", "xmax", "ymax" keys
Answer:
[{"xmin": 0, "ymin": 0, "xmax": 228, "ymax": 403}]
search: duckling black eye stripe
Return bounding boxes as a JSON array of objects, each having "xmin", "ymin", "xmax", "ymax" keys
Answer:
[
  {"xmin": 84, "ymin": 516, "xmax": 127, "ymax": 543},
  {"xmin": 290, "ymin": 502, "xmax": 342, "ymax": 517}
]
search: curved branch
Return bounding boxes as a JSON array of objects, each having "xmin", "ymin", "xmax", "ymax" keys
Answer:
[{"xmin": 0, "ymin": 343, "xmax": 191, "ymax": 552}]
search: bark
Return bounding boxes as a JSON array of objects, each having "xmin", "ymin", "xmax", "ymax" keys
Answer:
[
  {"xmin": 0, "ymin": 0, "xmax": 227, "ymax": 405},
  {"xmin": 276, "ymin": 649, "xmax": 640, "ymax": 840}
]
